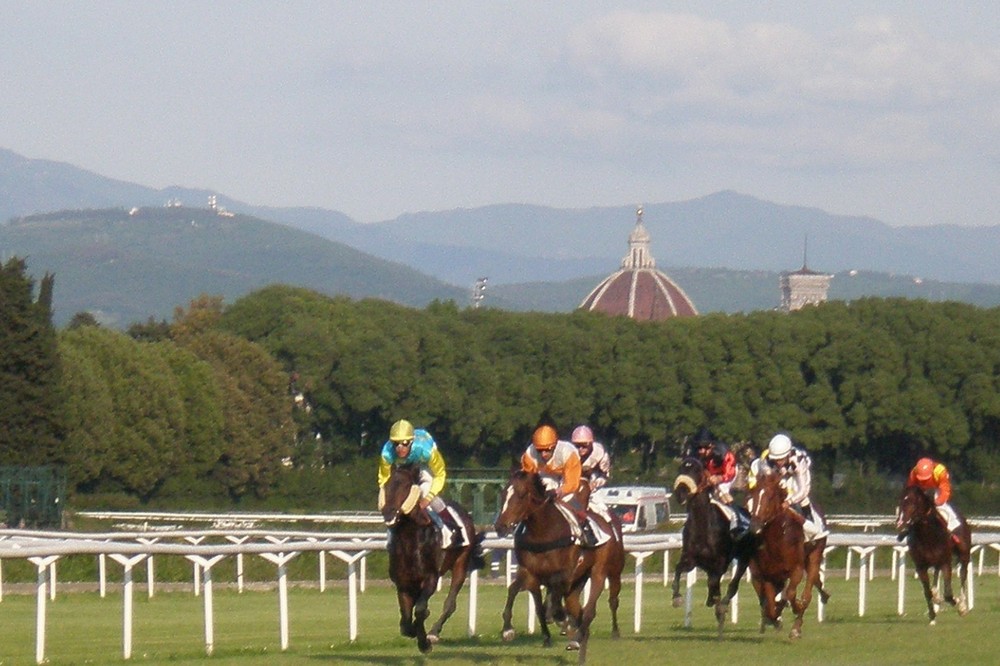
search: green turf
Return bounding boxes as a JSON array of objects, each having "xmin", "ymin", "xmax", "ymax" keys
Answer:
[{"xmin": 0, "ymin": 574, "xmax": 996, "ymax": 664}]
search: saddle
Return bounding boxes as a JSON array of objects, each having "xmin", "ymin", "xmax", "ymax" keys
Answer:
[
  {"xmin": 709, "ymin": 496, "xmax": 749, "ymax": 533},
  {"xmin": 553, "ymin": 501, "xmax": 611, "ymax": 548}
]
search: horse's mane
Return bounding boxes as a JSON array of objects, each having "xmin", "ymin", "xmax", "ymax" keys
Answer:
[
  {"xmin": 511, "ymin": 468, "xmax": 548, "ymax": 499},
  {"xmin": 901, "ymin": 484, "xmax": 934, "ymax": 509}
]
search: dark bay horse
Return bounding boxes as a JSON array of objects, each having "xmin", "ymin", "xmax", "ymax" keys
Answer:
[
  {"xmin": 380, "ymin": 463, "xmax": 486, "ymax": 652},
  {"xmin": 895, "ymin": 485, "xmax": 971, "ymax": 623},
  {"xmin": 671, "ymin": 456, "xmax": 755, "ymax": 637},
  {"xmin": 494, "ymin": 469, "xmax": 624, "ymax": 665},
  {"xmin": 745, "ymin": 470, "xmax": 828, "ymax": 639}
]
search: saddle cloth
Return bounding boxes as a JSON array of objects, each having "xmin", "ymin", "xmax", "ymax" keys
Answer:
[
  {"xmin": 443, "ymin": 505, "xmax": 469, "ymax": 548},
  {"xmin": 553, "ymin": 502, "xmax": 611, "ymax": 547}
]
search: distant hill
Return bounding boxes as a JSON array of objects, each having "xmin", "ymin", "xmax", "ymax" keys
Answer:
[
  {"xmin": 308, "ymin": 195, "xmax": 1000, "ymax": 288},
  {"xmin": 3, "ymin": 147, "xmax": 1000, "ymax": 325},
  {"xmin": 0, "ymin": 206, "xmax": 467, "ymax": 327}
]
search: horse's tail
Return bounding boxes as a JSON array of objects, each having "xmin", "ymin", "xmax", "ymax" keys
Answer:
[{"xmin": 470, "ymin": 531, "xmax": 487, "ymax": 571}]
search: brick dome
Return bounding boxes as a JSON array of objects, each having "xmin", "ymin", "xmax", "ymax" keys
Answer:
[{"xmin": 579, "ymin": 207, "xmax": 698, "ymax": 320}]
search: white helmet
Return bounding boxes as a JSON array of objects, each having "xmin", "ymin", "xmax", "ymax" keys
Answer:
[{"xmin": 768, "ymin": 434, "xmax": 793, "ymax": 460}]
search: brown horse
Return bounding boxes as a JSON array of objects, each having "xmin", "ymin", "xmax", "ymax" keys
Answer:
[
  {"xmin": 379, "ymin": 463, "xmax": 486, "ymax": 652},
  {"xmin": 745, "ymin": 470, "xmax": 828, "ymax": 639},
  {"xmin": 895, "ymin": 485, "xmax": 971, "ymax": 623},
  {"xmin": 671, "ymin": 456, "xmax": 755, "ymax": 638},
  {"xmin": 494, "ymin": 469, "xmax": 624, "ymax": 664}
]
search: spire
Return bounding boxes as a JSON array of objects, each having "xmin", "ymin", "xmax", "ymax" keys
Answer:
[
  {"xmin": 802, "ymin": 234, "xmax": 809, "ymax": 271},
  {"xmin": 622, "ymin": 205, "xmax": 655, "ymax": 269}
]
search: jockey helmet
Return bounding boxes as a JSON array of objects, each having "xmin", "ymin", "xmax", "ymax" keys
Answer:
[
  {"xmin": 768, "ymin": 434, "xmax": 793, "ymax": 460},
  {"xmin": 914, "ymin": 457, "xmax": 935, "ymax": 481},
  {"xmin": 532, "ymin": 425, "xmax": 558, "ymax": 450},
  {"xmin": 389, "ymin": 419, "xmax": 415, "ymax": 443},
  {"xmin": 571, "ymin": 425, "xmax": 594, "ymax": 445}
]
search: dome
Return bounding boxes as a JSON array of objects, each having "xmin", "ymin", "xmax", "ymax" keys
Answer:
[{"xmin": 579, "ymin": 207, "xmax": 698, "ymax": 321}]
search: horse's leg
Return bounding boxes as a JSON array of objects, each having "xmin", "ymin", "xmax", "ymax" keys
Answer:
[
  {"xmin": 706, "ymin": 572, "xmax": 722, "ymax": 607},
  {"xmin": 607, "ymin": 566, "xmax": 622, "ymax": 639},
  {"xmin": 528, "ymin": 584, "xmax": 553, "ymax": 647},
  {"xmin": 671, "ymin": 554, "xmax": 693, "ymax": 607},
  {"xmin": 575, "ymin": 571, "xmax": 606, "ymax": 665},
  {"xmin": 413, "ymin": 578, "xmax": 438, "ymax": 654},
  {"xmin": 397, "ymin": 589, "xmax": 417, "ymax": 637},
  {"xmin": 428, "ymin": 555, "xmax": 467, "ymax": 642},
  {"xmin": 784, "ymin": 566, "xmax": 806, "ymax": 640},
  {"xmin": 501, "ymin": 570, "xmax": 525, "ymax": 641},
  {"xmin": 722, "ymin": 557, "xmax": 749, "ymax": 606},
  {"xmin": 956, "ymin": 543, "xmax": 971, "ymax": 616},
  {"xmin": 916, "ymin": 565, "xmax": 937, "ymax": 624},
  {"xmin": 751, "ymin": 576, "xmax": 770, "ymax": 633}
]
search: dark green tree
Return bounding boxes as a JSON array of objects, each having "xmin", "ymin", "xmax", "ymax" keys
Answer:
[{"xmin": 0, "ymin": 258, "xmax": 64, "ymax": 465}]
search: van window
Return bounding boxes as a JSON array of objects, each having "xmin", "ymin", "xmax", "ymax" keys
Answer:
[
  {"xmin": 610, "ymin": 504, "xmax": 638, "ymax": 525},
  {"xmin": 655, "ymin": 502, "xmax": 669, "ymax": 524}
]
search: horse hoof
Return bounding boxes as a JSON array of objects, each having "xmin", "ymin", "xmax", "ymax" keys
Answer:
[
  {"xmin": 427, "ymin": 633, "xmax": 440, "ymax": 644},
  {"xmin": 418, "ymin": 640, "xmax": 433, "ymax": 654},
  {"xmin": 566, "ymin": 640, "xmax": 581, "ymax": 651},
  {"xmin": 789, "ymin": 629, "xmax": 801, "ymax": 640},
  {"xmin": 929, "ymin": 619, "xmax": 936, "ymax": 626},
  {"xmin": 671, "ymin": 596, "xmax": 683, "ymax": 608},
  {"xmin": 502, "ymin": 629, "xmax": 516, "ymax": 642}
]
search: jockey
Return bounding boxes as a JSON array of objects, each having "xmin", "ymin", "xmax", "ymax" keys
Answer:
[
  {"xmin": 571, "ymin": 424, "xmax": 611, "ymax": 492},
  {"xmin": 747, "ymin": 446, "xmax": 768, "ymax": 490},
  {"xmin": 907, "ymin": 457, "xmax": 963, "ymax": 542},
  {"xmin": 571, "ymin": 424, "xmax": 613, "ymax": 524},
  {"xmin": 689, "ymin": 428, "xmax": 748, "ymax": 537},
  {"xmin": 765, "ymin": 433, "xmax": 828, "ymax": 542},
  {"xmin": 521, "ymin": 424, "xmax": 598, "ymax": 547},
  {"xmin": 691, "ymin": 428, "xmax": 736, "ymax": 503},
  {"xmin": 377, "ymin": 419, "xmax": 462, "ymax": 547}
]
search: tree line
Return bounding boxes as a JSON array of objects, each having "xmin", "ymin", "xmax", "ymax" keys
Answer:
[
  {"xmin": 3, "ymin": 261, "xmax": 1000, "ymax": 509},
  {"xmin": 220, "ymin": 285, "xmax": 1000, "ymax": 486}
]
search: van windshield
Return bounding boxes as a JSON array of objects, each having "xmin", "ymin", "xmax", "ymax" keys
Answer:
[{"xmin": 609, "ymin": 504, "xmax": 638, "ymax": 525}]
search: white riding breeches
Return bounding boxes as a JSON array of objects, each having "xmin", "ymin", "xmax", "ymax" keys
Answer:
[{"xmin": 936, "ymin": 502, "xmax": 961, "ymax": 532}]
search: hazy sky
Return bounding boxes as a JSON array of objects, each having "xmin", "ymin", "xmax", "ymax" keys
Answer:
[{"xmin": 3, "ymin": 2, "xmax": 999, "ymax": 226}]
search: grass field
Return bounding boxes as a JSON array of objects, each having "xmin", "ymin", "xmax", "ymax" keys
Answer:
[{"xmin": 0, "ymin": 573, "xmax": 997, "ymax": 665}]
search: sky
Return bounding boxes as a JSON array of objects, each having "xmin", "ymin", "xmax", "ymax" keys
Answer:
[{"xmin": 3, "ymin": 2, "xmax": 1000, "ymax": 227}]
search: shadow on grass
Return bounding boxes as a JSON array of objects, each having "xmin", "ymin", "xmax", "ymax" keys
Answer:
[{"xmin": 304, "ymin": 635, "xmax": 580, "ymax": 664}]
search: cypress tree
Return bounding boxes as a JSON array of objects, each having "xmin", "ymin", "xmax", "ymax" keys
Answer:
[{"xmin": 0, "ymin": 258, "xmax": 65, "ymax": 465}]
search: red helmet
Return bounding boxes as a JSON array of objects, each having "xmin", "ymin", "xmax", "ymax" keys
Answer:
[
  {"xmin": 532, "ymin": 425, "xmax": 558, "ymax": 451},
  {"xmin": 914, "ymin": 458, "xmax": 935, "ymax": 482}
]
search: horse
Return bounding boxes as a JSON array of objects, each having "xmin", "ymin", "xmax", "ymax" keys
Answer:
[
  {"xmin": 670, "ymin": 456, "xmax": 755, "ymax": 638},
  {"xmin": 745, "ymin": 469, "xmax": 828, "ymax": 639},
  {"xmin": 494, "ymin": 469, "xmax": 623, "ymax": 665},
  {"xmin": 895, "ymin": 485, "xmax": 972, "ymax": 623},
  {"xmin": 379, "ymin": 463, "xmax": 486, "ymax": 652}
]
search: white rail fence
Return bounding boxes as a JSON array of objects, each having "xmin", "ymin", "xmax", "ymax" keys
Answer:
[{"xmin": 1, "ymin": 526, "xmax": 999, "ymax": 664}]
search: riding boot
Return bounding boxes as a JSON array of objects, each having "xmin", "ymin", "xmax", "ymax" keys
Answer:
[
  {"xmin": 731, "ymin": 511, "xmax": 750, "ymax": 540},
  {"xmin": 580, "ymin": 520, "xmax": 598, "ymax": 547}
]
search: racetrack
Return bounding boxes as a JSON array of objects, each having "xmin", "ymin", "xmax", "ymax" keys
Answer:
[{"xmin": 0, "ymin": 573, "xmax": 995, "ymax": 664}]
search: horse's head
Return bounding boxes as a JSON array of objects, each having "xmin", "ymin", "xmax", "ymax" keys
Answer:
[
  {"xmin": 746, "ymin": 470, "xmax": 786, "ymax": 534},
  {"xmin": 494, "ymin": 470, "xmax": 547, "ymax": 537},
  {"xmin": 379, "ymin": 463, "xmax": 425, "ymax": 527},
  {"xmin": 895, "ymin": 485, "xmax": 933, "ymax": 535},
  {"xmin": 672, "ymin": 457, "xmax": 704, "ymax": 505}
]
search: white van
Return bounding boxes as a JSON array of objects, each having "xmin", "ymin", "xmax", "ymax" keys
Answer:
[{"xmin": 592, "ymin": 485, "xmax": 672, "ymax": 533}]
